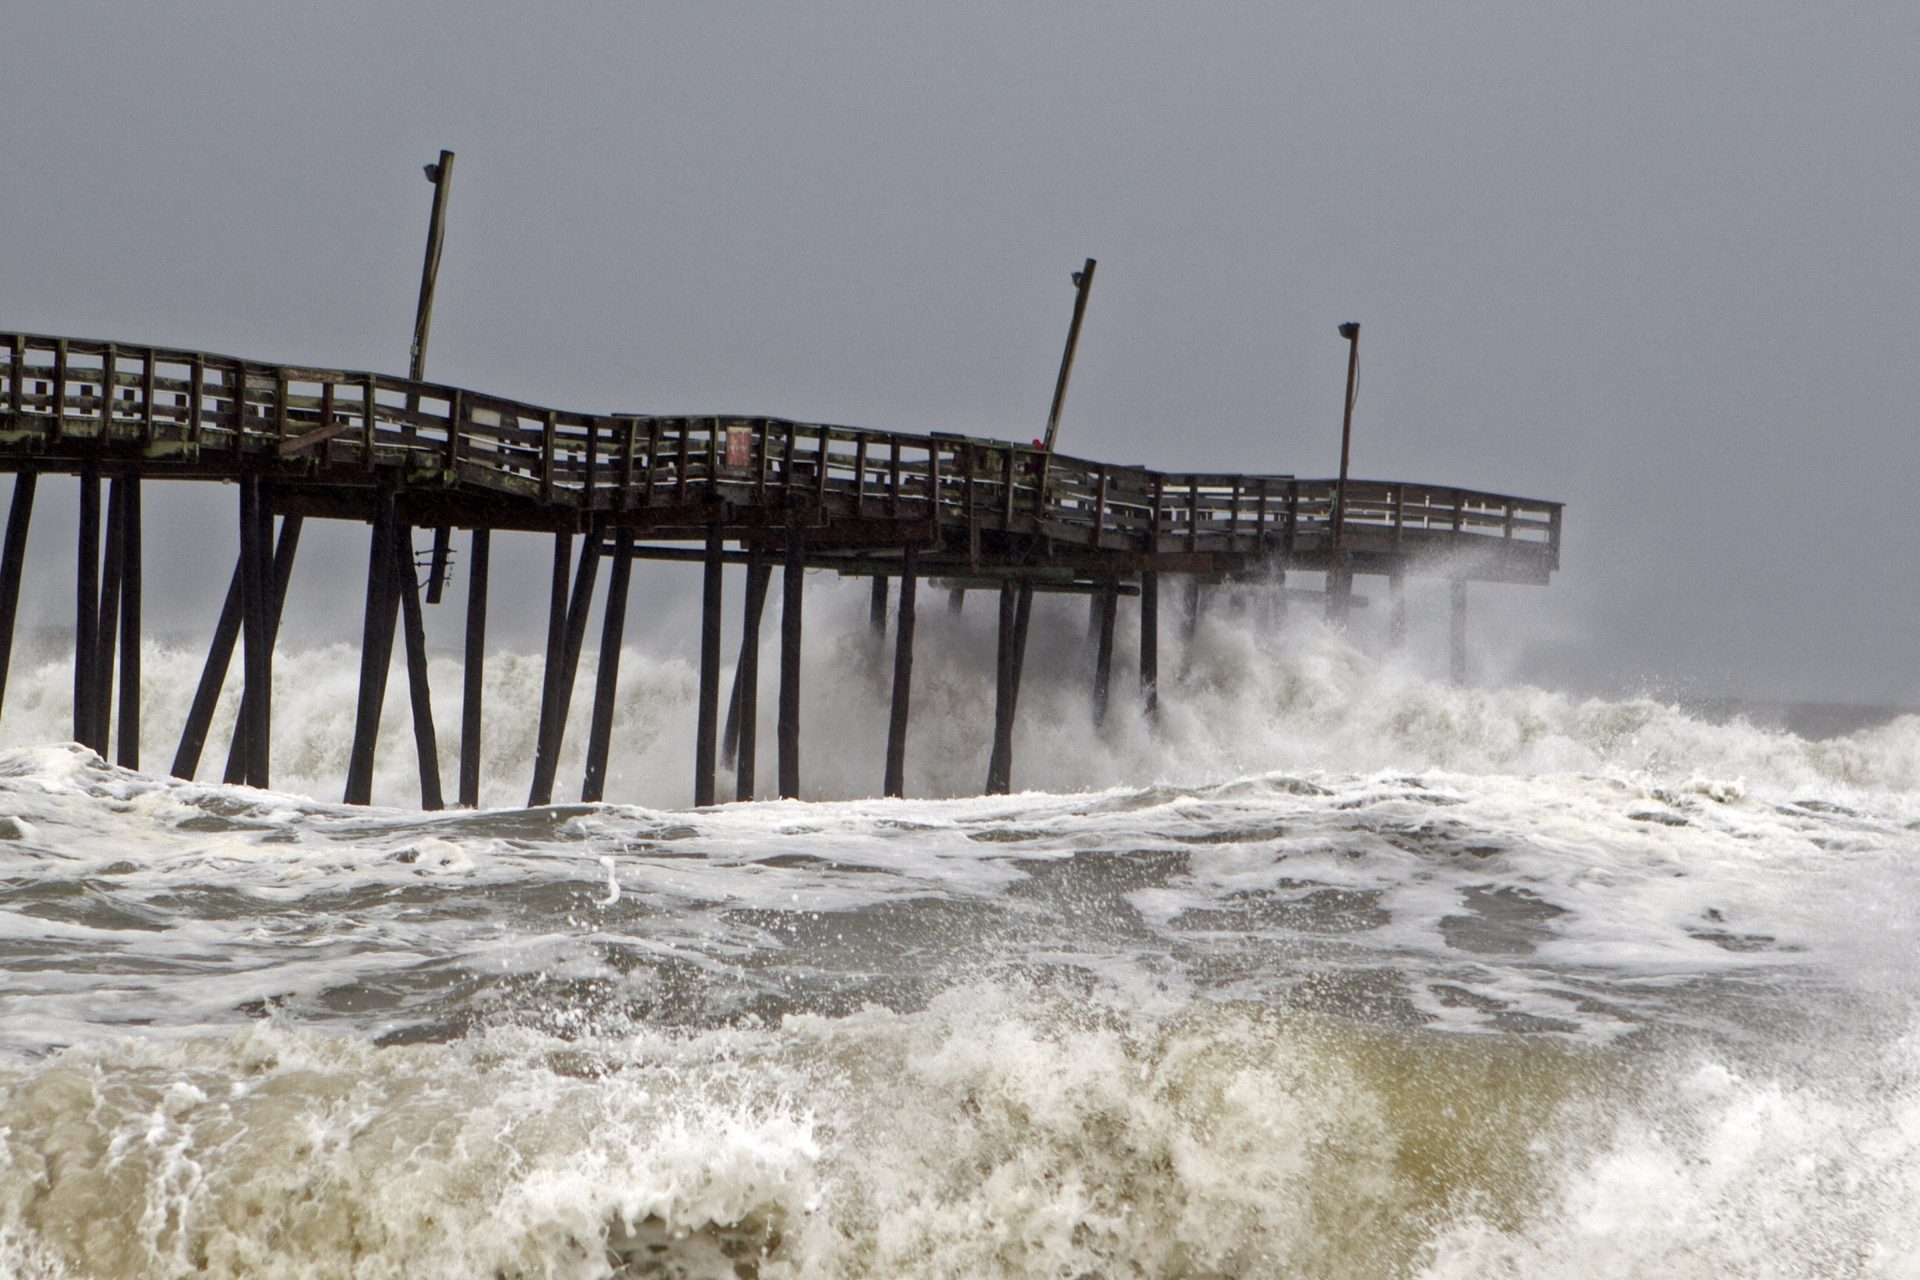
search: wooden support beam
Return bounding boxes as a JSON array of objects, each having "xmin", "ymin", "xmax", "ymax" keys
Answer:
[
  {"xmin": 1140, "ymin": 570, "xmax": 1159, "ymax": 723},
  {"xmin": 222, "ymin": 512, "xmax": 302, "ymax": 785},
  {"xmin": 883, "ymin": 544, "xmax": 917, "ymax": 798},
  {"xmin": 869, "ymin": 574, "xmax": 889, "ymax": 639},
  {"xmin": 1008, "ymin": 582, "xmax": 1034, "ymax": 716},
  {"xmin": 778, "ymin": 516, "xmax": 804, "ymax": 799},
  {"xmin": 986, "ymin": 580, "xmax": 1018, "ymax": 795},
  {"xmin": 726, "ymin": 554, "xmax": 771, "ymax": 801},
  {"xmin": 74, "ymin": 465, "xmax": 100, "ymax": 751},
  {"xmin": 94, "ymin": 479, "xmax": 125, "ymax": 754},
  {"xmin": 694, "ymin": 521, "xmax": 725, "ymax": 807},
  {"xmin": 582, "ymin": 528, "xmax": 634, "ymax": 803},
  {"xmin": 527, "ymin": 532, "xmax": 573, "ymax": 805},
  {"xmin": 115, "ymin": 478, "xmax": 141, "ymax": 770},
  {"xmin": 424, "ymin": 523, "xmax": 452, "ymax": 604},
  {"xmin": 174, "ymin": 516, "xmax": 300, "ymax": 781},
  {"xmin": 344, "ymin": 490, "xmax": 401, "ymax": 805},
  {"xmin": 1092, "ymin": 579, "xmax": 1117, "ymax": 725},
  {"xmin": 395, "ymin": 522, "xmax": 444, "ymax": 810},
  {"xmin": 528, "ymin": 528, "xmax": 599, "ymax": 806},
  {"xmin": 948, "ymin": 587, "xmax": 964, "ymax": 615},
  {"xmin": 236, "ymin": 478, "xmax": 272, "ymax": 788},
  {"xmin": 1389, "ymin": 569, "xmax": 1407, "ymax": 649},
  {"xmin": 0, "ymin": 473, "xmax": 37, "ymax": 722},
  {"xmin": 1450, "ymin": 578, "xmax": 1468, "ymax": 685},
  {"xmin": 458, "ymin": 528, "xmax": 490, "ymax": 807}
]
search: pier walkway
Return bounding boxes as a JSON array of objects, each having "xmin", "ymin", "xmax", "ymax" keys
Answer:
[{"xmin": 0, "ymin": 332, "xmax": 1563, "ymax": 807}]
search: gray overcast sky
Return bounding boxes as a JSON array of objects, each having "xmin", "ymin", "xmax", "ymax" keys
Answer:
[{"xmin": 3, "ymin": 2, "xmax": 1916, "ymax": 706}]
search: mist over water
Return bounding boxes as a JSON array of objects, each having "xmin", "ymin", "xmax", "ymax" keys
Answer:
[{"xmin": 2, "ymin": 582, "xmax": 1918, "ymax": 1277}]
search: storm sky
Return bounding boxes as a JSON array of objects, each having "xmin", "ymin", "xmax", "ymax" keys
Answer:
[{"xmin": 4, "ymin": 3, "xmax": 1916, "ymax": 706}]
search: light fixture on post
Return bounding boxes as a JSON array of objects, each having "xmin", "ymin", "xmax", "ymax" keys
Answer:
[{"xmin": 1328, "ymin": 321, "xmax": 1360, "ymax": 622}]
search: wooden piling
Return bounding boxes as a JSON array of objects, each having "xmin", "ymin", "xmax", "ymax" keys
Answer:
[
  {"xmin": 0, "ymin": 473, "xmax": 37, "ymax": 721},
  {"xmin": 581, "ymin": 529, "xmax": 633, "ymax": 803},
  {"xmin": 1139, "ymin": 570, "xmax": 1159, "ymax": 722},
  {"xmin": 778, "ymin": 516, "xmax": 804, "ymax": 800},
  {"xmin": 869, "ymin": 574, "xmax": 889, "ymax": 639},
  {"xmin": 528, "ymin": 528, "xmax": 599, "ymax": 806},
  {"xmin": 1450, "ymin": 578, "xmax": 1468, "ymax": 685},
  {"xmin": 1008, "ymin": 582, "xmax": 1033, "ymax": 715},
  {"xmin": 526, "ymin": 532, "xmax": 573, "ymax": 805},
  {"xmin": 176, "ymin": 517, "xmax": 299, "ymax": 781},
  {"xmin": 95, "ymin": 479, "xmax": 125, "ymax": 753},
  {"xmin": 222, "ymin": 512, "xmax": 302, "ymax": 785},
  {"xmin": 1389, "ymin": 569, "xmax": 1407, "ymax": 649},
  {"xmin": 726, "ymin": 555, "xmax": 771, "ymax": 801},
  {"xmin": 343, "ymin": 490, "xmax": 400, "ymax": 805},
  {"xmin": 237, "ymin": 478, "xmax": 272, "ymax": 788},
  {"xmin": 74, "ymin": 465, "xmax": 100, "ymax": 751},
  {"xmin": 1092, "ymin": 579, "xmax": 1117, "ymax": 724},
  {"xmin": 458, "ymin": 528, "xmax": 489, "ymax": 807},
  {"xmin": 395, "ymin": 523, "xmax": 444, "ymax": 810},
  {"xmin": 948, "ymin": 587, "xmax": 965, "ymax": 615},
  {"xmin": 883, "ymin": 545, "xmax": 918, "ymax": 797},
  {"xmin": 114, "ymin": 478, "xmax": 140, "ymax": 769},
  {"xmin": 694, "ymin": 521, "xmax": 725, "ymax": 807},
  {"xmin": 986, "ymin": 581, "xmax": 1018, "ymax": 794}
]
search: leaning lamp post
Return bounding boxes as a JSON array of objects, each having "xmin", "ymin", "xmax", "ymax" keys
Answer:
[{"xmin": 1328, "ymin": 320, "xmax": 1360, "ymax": 621}]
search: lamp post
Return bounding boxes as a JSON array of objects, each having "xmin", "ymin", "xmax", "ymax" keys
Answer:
[{"xmin": 1328, "ymin": 320, "xmax": 1360, "ymax": 621}]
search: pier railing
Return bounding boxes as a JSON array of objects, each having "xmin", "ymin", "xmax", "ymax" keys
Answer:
[{"xmin": 0, "ymin": 333, "xmax": 1559, "ymax": 565}]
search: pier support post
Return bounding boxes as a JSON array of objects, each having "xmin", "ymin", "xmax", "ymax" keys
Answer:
[
  {"xmin": 458, "ymin": 528, "xmax": 489, "ymax": 807},
  {"xmin": 694, "ymin": 521, "xmax": 724, "ymax": 807},
  {"xmin": 1389, "ymin": 569, "xmax": 1407, "ymax": 649},
  {"xmin": 95, "ymin": 479, "xmax": 126, "ymax": 754},
  {"xmin": 223, "ymin": 505, "xmax": 299, "ymax": 786},
  {"xmin": 115, "ymin": 478, "xmax": 141, "ymax": 770},
  {"xmin": 582, "ymin": 529, "xmax": 634, "ymax": 804},
  {"xmin": 1009, "ymin": 583, "xmax": 1034, "ymax": 714},
  {"xmin": 527, "ymin": 532, "xmax": 573, "ymax": 805},
  {"xmin": 395, "ymin": 523, "xmax": 443, "ymax": 810},
  {"xmin": 883, "ymin": 546, "xmax": 918, "ymax": 797},
  {"xmin": 869, "ymin": 575, "xmax": 889, "ymax": 640},
  {"xmin": 236, "ymin": 478, "xmax": 273, "ymax": 788},
  {"xmin": 529, "ymin": 528, "xmax": 599, "ymax": 806},
  {"xmin": 0, "ymin": 473, "xmax": 36, "ymax": 723},
  {"xmin": 74, "ymin": 465, "xmax": 100, "ymax": 751},
  {"xmin": 1092, "ymin": 579, "xmax": 1117, "ymax": 724},
  {"xmin": 778, "ymin": 516, "xmax": 804, "ymax": 799},
  {"xmin": 1139, "ymin": 570, "xmax": 1160, "ymax": 723},
  {"xmin": 948, "ymin": 587, "xmax": 964, "ymax": 615},
  {"xmin": 725, "ymin": 554, "xmax": 770, "ymax": 801},
  {"xmin": 175, "ymin": 516, "xmax": 300, "ymax": 781},
  {"xmin": 986, "ymin": 581, "xmax": 1019, "ymax": 794},
  {"xmin": 1450, "ymin": 578, "xmax": 1468, "ymax": 685},
  {"xmin": 344, "ymin": 490, "xmax": 401, "ymax": 805}
]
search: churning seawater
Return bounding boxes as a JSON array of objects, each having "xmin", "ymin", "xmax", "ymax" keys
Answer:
[{"xmin": 2, "ymin": 584, "xmax": 1919, "ymax": 1277}]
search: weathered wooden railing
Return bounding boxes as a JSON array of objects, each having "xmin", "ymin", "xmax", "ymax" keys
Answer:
[{"xmin": 0, "ymin": 333, "xmax": 1560, "ymax": 567}]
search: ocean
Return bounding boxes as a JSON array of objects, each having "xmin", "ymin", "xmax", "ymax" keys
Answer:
[{"xmin": 1, "ymin": 583, "xmax": 1917, "ymax": 1278}]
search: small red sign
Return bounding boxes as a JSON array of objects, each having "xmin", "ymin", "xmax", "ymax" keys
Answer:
[{"xmin": 726, "ymin": 426, "xmax": 752, "ymax": 469}]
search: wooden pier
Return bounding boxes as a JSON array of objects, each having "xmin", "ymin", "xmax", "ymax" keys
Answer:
[{"xmin": 0, "ymin": 331, "xmax": 1562, "ymax": 806}]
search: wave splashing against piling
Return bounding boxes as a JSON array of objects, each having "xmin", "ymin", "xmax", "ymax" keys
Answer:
[{"xmin": 2, "ymin": 605, "xmax": 1920, "ymax": 1275}]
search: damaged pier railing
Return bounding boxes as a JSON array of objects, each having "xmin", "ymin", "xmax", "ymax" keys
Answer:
[{"xmin": 0, "ymin": 332, "xmax": 1563, "ymax": 807}]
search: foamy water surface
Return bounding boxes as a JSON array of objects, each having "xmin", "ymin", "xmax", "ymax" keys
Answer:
[{"xmin": 2, "ymin": 587, "xmax": 1917, "ymax": 1277}]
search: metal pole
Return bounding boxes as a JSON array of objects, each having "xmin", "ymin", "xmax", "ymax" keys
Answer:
[
  {"xmin": 411, "ymin": 149, "xmax": 457, "ymax": 601},
  {"xmin": 1041, "ymin": 258, "xmax": 1097, "ymax": 455},
  {"xmin": 1329, "ymin": 321, "xmax": 1360, "ymax": 620},
  {"xmin": 409, "ymin": 150, "xmax": 455, "ymax": 384}
]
